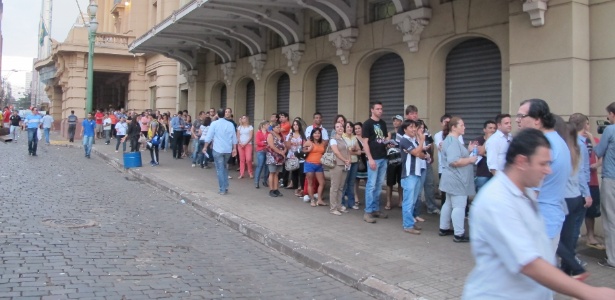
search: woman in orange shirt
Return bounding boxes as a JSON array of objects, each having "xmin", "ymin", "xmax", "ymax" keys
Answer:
[{"xmin": 303, "ymin": 127, "xmax": 327, "ymax": 207}]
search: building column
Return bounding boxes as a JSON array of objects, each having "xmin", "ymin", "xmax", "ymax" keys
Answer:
[
  {"xmin": 128, "ymin": 57, "xmax": 147, "ymax": 111},
  {"xmin": 509, "ymin": 0, "xmax": 589, "ymax": 114}
]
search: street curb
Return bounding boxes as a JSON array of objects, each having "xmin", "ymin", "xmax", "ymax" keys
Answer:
[{"xmin": 87, "ymin": 147, "xmax": 420, "ymax": 300}]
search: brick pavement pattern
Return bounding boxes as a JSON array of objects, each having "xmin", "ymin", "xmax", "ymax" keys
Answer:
[{"xmin": 0, "ymin": 140, "xmax": 373, "ymax": 299}]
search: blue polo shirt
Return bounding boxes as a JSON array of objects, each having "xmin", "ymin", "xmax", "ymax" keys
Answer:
[
  {"xmin": 25, "ymin": 114, "xmax": 43, "ymax": 129},
  {"xmin": 82, "ymin": 119, "xmax": 96, "ymax": 137}
]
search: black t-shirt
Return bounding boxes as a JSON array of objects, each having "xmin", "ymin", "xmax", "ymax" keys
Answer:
[
  {"xmin": 9, "ymin": 115, "xmax": 21, "ymax": 126},
  {"xmin": 474, "ymin": 136, "xmax": 492, "ymax": 178},
  {"xmin": 362, "ymin": 118, "xmax": 388, "ymax": 160}
]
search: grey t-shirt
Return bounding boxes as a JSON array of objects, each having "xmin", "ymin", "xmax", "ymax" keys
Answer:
[{"xmin": 439, "ymin": 135, "xmax": 476, "ymax": 196}]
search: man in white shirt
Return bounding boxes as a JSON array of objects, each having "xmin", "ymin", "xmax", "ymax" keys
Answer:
[
  {"xmin": 203, "ymin": 109, "xmax": 238, "ymax": 195},
  {"xmin": 463, "ymin": 128, "xmax": 615, "ymax": 300},
  {"xmin": 41, "ymin": 113, "xmax": 54, "ymax": 145},
  {"xmin": 305, "ymin": 112, "xmax": 329, "ymax": 145},
  {"xmin": 485, "ymin": 113, "xmax": 513, "ymax": 175}
]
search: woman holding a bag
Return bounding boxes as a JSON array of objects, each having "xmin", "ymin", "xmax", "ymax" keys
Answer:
[
  {"xmin": 266, "ymin": 122, "xmax": 287, "ymax": 197},
  {"xmin": 285, "ymin": 120, "xmax": 306, "ymax": 198},
  {"xmin": 329, "ymin": 122, "xmax": 352, "ymax": 215},
  {"xmin": 303, "ymin": 128, "xmax": 328, "ymax": 207}
]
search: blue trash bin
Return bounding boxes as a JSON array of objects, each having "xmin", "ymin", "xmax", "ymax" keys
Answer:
[{"xmin": 123, "ymin": 152, "xmax": 142, "ymax": 169}]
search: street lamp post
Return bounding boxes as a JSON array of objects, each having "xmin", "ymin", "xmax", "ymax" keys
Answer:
[{"xmin": 85, "ymin": 0, "xmax": 98, "ymax": 114}]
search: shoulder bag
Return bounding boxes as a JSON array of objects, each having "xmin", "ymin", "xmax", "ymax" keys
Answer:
[{"xmin": 320, "ymin": 143, "xmax": 336, "ymax": 168}]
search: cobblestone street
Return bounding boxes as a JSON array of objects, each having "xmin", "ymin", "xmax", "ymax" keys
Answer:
[{"xmin": 0, "ymin": 140, "xmax": 372, "ymax": 299}]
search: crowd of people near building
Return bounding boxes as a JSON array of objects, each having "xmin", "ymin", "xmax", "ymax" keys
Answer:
[{"xmin": 4, "ymin": 97, "xmax": 615, "ymax": 297}]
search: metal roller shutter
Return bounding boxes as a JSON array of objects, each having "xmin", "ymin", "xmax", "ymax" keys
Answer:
[
  {"xmin": 316, "ymin": 65, "xmax": 338, "ymax": 129},
  {"xmin": 370, "ymin": 53, "xmax": 405, "ymax": 131},
  {"xmin": 220, "ymin": 85, "xmax": 227, "ymax": 110},
  {"xmin": 246, "ymin": 80, "xmax": 255, "ymax": 124},
  {"xmin": 445, "ymin": 38, "xmax": 502, "ymax": 141},
  {"xmin": 277, "ymin": 73, "xmax": 290, "ymax": 115}
]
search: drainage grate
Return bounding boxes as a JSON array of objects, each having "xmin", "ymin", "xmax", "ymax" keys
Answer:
[{"xmin": 42, "ymin": 219, "xmax": 98, "ymax": 228}]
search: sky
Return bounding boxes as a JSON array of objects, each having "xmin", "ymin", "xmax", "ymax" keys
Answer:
[{"xmin": 2, "ymin": 0, "xmax": 89, "ymax": 95}]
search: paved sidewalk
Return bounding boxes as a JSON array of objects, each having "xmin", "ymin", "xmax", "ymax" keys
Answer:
[{"xmin": 52, "ymin": 135, "xmax": 615, "ymax": 299}]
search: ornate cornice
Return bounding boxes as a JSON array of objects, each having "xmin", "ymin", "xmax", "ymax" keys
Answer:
[
  {"xmin": 392, "ymin": 8, "xmax": 432, "ymax": 53},
  {"xmin": 248, "ymin": 54, "xmax": 267, "ymax": 80},
  {"xmin": 523, "ymin": 0, "xmax": 548, "ymax": 27},
  {"xmin": 328, "ymin": 28, "xmax": 358, "ymax": 65},
  {"xmin": 281, "ymin": 43, "xmax": 305, "ymax": 75}
]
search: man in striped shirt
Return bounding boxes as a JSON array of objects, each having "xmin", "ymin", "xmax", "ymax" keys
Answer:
[{"xmin": 399, "ymin": 119, "xmax": 428, "ymax": 234}]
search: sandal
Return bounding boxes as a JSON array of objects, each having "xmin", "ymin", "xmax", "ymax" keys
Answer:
[
  {"xmin": 384, "ymin": 205, "xmax": 391, "ymax": 210},
  {"xmin": 414, "ymin": 216, "xmax": 425, "ymax": 222},
  {"xmin": 587, "ymin": 242, "xmax": 606, "ymax": 250},
  {"xmin": 317, "ymin": 202, "xmax": 329, "ymax": 206},
  {"xmin": 311, "ymin": 200, "xmax": 317, "ymax": 207}
]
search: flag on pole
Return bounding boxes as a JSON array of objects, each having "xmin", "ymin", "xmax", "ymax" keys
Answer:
[{"xmin": 39, "ymin": 21, "xmax": 48, "ymax": 46}]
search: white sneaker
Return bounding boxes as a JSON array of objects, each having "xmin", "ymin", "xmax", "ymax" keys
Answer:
[
  {"xmin": 339, "ymin": 206, "xmax": 348, "ymax": 213},
  {"xmin": 192, "ymin": 164, "xmax": 196, "ymax": 168},
  {"xmin": 303, "ymin": 195, "xmax": 311, "ymax": 203}
]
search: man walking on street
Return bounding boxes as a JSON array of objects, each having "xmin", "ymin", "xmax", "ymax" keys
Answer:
[
  {"xmin": 594, "ymin": 101, "xmax": 615, "ymax": 269},
  {"xmin": 516, "ymin": 98, "xmax": 571, "ymax": 253},
  {"xmin": 203, "ymin": 109, "xmax": 238, "ymax": 195},
  {"xmin": 42, "ymin": 113, "xmax": 54, "ymax": 145},
  {"xmin": 67, "ymin": 110, "xmax": 78, "ymax": 142},
  {"xmin": 24, "ymin": 107, "xmax": 43, "ymax": 156},
  {"xmin": 81, "ymin": 113, "xmax": 96, "ymax": 158},
  {"xmin": 9, "ymin": 110, "xmax": 21, "ymax": 142},
  {"xmin": 362, "ymin": 101, "xmax": 390, "ymax": 223}
]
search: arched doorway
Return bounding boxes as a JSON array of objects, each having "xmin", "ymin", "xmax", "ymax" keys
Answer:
[
  {"xmin": 315, "ymin": 65, "xmax": 338, "ymax": 128},
  {"xmin": 369, "ymin": 53, "xmax": 404, "ymax": 130},
  {"xmin": 445, "ymin": 38, "xmax": 502, "ymax": 140},
  {"xmin": 277, "ymin": 73, "xmax": 290, "ymax": 115},
  {"xmin": 246, "ymin": 80, "xmax": 255, "ymax": 124}
]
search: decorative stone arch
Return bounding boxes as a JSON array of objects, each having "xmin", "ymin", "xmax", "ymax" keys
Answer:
[
  {"xmin": 427, "ymin": 34, "xmax": 507, "ymax": 131},
  {"xmin": 302, "ymin": 61, "xmax": 338, "ymax": 122},
  {"xmin": 354, "ymin": 49, "xmax": 406, "ymax": 122},
  {"xmin": 234, "ymin": 76, "xmax": 256, "ymax": 120},
  {"xmin": 264, "ymin": 70, "xmax": 291, "ymax": 118},
  {"xmin": 210, "ymin": 81, "xmax": 227, "ymax": 110}
]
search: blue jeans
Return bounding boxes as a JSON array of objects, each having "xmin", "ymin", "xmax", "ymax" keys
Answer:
[
  {"xmin": 254, "ymin": 151, "xmax": 268, "ymax": 185},
  {"xmin": 44, "ymin": 128, "xmax": 50, "ymax": 144},
  {"xmin": 365, "ymin": 158, "xmax": 387, "ymax": 214},
  {"xmin": 191, "ymin": 138, "xmax": 199, "ymax": 161},
  {"xmin": 27, "ymin": 128, "xmax": 38, "ymax": 154},
  {"xmin": 557, "ymin": 196, "xmax": 587, "ymax": 276},
  {"xmin": 193, "ymin": 141, "xmax": 207, "ymax": 166},
  {"xmin": 342, "ymin": 162, "xmax": 358, "ymax": 208},
  {"xmin": 415, "ymin": 167, "xmax": 439, "ymax": 216},
  {"xmin": 475, "ymin": 176, "xmax": 491, "ymax": 192},
  {"xmin": 160, "ymin": 132, "xmax": 169, "ymax": 149},
  {"xmin": 402, "ymin": 175, "xmax": 422, "ymax": 229},
  {"xmin": 83, "ymin": 135, "xmax": 94, "ymax": 156},
  {"xmin": 213, "ymin": 150, "xmax": 231, "ymax": 193}
]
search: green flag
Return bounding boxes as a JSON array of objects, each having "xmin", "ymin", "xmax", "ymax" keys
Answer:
[{"xmin": 39, "ymin": 22, "xmax": 48, "ymax": 46}]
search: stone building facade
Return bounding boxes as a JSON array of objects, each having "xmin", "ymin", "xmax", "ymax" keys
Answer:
[{"xmin": 129, "ymin": 0, "xmax": 615, "ymax": 139}]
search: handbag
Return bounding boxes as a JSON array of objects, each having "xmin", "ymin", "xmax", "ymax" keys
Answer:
[
  {"xmin": 285, "ymin": 156, "xmax": 300, "ymax": 171},
  {"xmin": 320, "ymin": 144, "xmax": 336, "ymax": 168},
  {"xmin": 138, "ymin": 134, "xmax": 146, "ymax": 143}
]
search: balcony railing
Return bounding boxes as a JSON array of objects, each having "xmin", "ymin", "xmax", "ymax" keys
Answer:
[{"xmin": 95, "ymin": 33, "xmax": 135, "ymax": 49}]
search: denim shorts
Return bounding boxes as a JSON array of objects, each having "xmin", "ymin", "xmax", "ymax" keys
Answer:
[{"xmin": 304, "ymin": 162, "xmax": 323, "ymax": 173}]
